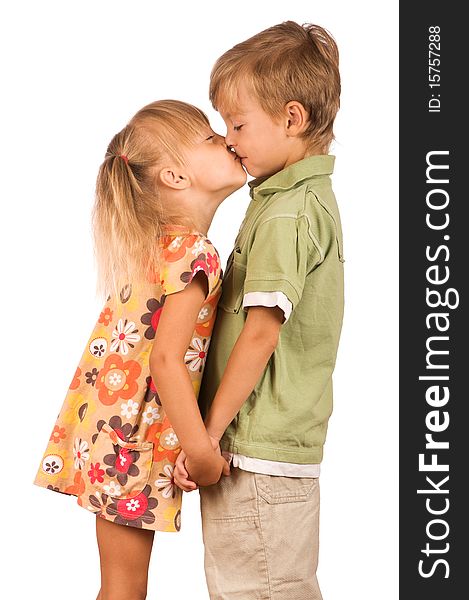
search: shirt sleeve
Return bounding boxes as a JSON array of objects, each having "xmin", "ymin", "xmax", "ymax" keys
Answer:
[
  {"xmin": 160, "ymin": 235, "xmax": 221, "ymax": 299},
  {"xmin": 243, "ymin": 215, "xmax": 316, "ymax": 313},
  {"xmin": 242, "ymin": 291, "xmax": 293, "ymax": 322}
]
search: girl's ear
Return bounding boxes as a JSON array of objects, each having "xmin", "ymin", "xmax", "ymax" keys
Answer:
[
  {"xmin": 158, "ymin": 167, "xmax": 191, "ymax": 190},
  {"xmin": 284, "ymin": 101, "xmax": 310, "ymax": 136}
]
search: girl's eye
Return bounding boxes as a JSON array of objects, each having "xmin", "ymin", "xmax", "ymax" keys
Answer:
[
  {"xmin": 206, "ymin": 135, "xmax": 215, "ymax": 141},
  {"xmin": 233, "ymin": 125, "xmax": 244, "ymax": 132}
]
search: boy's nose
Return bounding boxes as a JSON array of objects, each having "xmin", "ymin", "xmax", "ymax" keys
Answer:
[{"xmin": 224, "ymin": 132, "xmax": 236, "ymax": 148}]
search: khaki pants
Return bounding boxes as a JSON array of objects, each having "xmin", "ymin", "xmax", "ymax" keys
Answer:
[{"xmin": 200, "ymin": 468, "xmax": 322, "ymax": 600}]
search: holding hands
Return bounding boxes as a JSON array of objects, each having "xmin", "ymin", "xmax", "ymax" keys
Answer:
[{"xmin": 174, "ymin": 435, "xmax": 230, "ymax": 491}]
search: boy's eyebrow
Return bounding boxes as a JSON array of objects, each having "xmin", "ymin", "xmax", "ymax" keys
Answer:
[{"xmin": 221, "ymin": 110, "xmax": 246, "ymax": 120}]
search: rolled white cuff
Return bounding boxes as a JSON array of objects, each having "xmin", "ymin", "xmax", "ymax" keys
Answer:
[{"xmin": 242, "ymin": 291, "xmax": 293, "ymax": 322}]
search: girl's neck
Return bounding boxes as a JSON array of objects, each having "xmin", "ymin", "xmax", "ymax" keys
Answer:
[{"xmin": 163, "ymin": 194, "xmax": 221, "ymax": 237}]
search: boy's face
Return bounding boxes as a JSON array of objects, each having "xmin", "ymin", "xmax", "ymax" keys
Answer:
[
  {"xmin": 219, "ymin": 83, "xmax": 295, "ymax": 179},
  {"xmin": 184, "ymin": 127, "xmax": 247, "ymax": 197}
]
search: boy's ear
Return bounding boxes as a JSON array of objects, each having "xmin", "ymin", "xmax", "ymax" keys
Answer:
[
  {"xmin": 284, "ymin": 101, "xmax": 310, "ymax": 136},
  {"xmin": 158, "ymin": 167, "xmax": 191, "ymax": 190}
]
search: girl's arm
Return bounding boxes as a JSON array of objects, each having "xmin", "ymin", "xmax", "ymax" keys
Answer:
[
  {"xmin": 150, "ymin": 271, "xmax": 227, "ymax": 486},
  {"xmin": 204, "ymin": 305, "xmax": 284, "ymax": 440}
]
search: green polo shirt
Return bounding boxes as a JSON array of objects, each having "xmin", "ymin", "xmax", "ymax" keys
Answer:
[{"xmin": 199, "ymin": 155, "xmax": 344, "ymax": 464}]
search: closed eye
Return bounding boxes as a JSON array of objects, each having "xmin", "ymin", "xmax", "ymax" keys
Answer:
[
  {"xmin": 233, "ymin": 125, "xmax": 244, "ymax": 132},
  {"xmin": 206, "ymin": 135, "xmax": 215, "ymax": 141}
]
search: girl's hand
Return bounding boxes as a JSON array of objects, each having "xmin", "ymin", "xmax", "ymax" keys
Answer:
[{"xmin": 174, "ymin": 450, "xmax": 198, "ymax": 492}]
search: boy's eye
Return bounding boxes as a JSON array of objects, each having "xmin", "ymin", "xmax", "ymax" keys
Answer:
[
  {"xmin": 233, "ymin": 125, "xmax": 244, "ymax": 132},
  {"xmin": 206, "ymin": 135, "xmax": 215, "ymax": 141}
]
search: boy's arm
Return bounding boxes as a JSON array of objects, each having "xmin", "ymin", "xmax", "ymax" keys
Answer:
[
  {"xmin": 204, "ymin": 305, "xmax": 283, "ymax": 440},
  {"xmin": 150, "ymin": 271, "xmax": 227, "ymax": 486}
]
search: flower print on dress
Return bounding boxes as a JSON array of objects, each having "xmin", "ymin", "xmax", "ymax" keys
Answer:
[
  {"xmin": 103, "ymin": 480, "xmax": 122, "ymax": 497},
  {"xmin": 62, "ymin": 392, "xmax": 97, "ymax": 430},
  {"xmin": 145, "ymin": 416, "xmax": 181, "ymax": 464},
  {"xmin": 73, "ymin": 438, "xmax": 90, "ymax": 470},
  {"xmin": 50, "ymin": 425, "xmax": 66, "ymax": 444},
  {"xmin": 89, "ymin": 337, "xmax": 108, "ymax": 358},
  {"xmin": 98, "ymin": 307, "xmax": 113, "ymax": 326},
  {"xmin": 95, "ymin": 354, "xmax": 141, "ymax": 406},
  {"xmin": 155, "ymin": 464, "xmax": 176, "ymax": 499},
  {"xmin": 140, "ymin": 296, "xmax": 165, "ymax": 340},
  {"xmin": 42, "ymin": 454, "xmax": 64, "ymax": 475},
  {"xmin": 102, "ymin": 443, "xmax": 141, "ymax": 488},
  {"xmin": 206, "ymin": 252, "xmax": 220, "ymax": 274},
  {"xmin": 88, "ymin": 462, "xmax": 105, "ymax": 484},
  {"xmin": 191, "ymin": 238, "xmax": 206, "ymax": 256},
  {"xmin": 85, "ymin": 368, "xmax": 99, "ymax": 387},
  {"xmin": 120, "ymin": 284, "xmax": 132, "ymax": 304},
  {"xmin": 162, "ymin": 234, "xmax": 198, "ymax": 263},
  {"xmin": 121, "ymin": 399, "xmax": 139, "ymax": 419},
  {"xmin": 162, "ymin": 505, "xmax": 182, "ymax": 532},
  {"xmin": 143, "ymin": 376, "xmax": 162, "ymax": 406},
  {"xmin": 164, "ymin": 432, "xmax": 178, "ymax": 447},
  {"xmin": 69, "ymin": 367, "xmax": 81, "ymax": 390},
  {"xmin": 92, "ymin": 415, "xmax": 139, "ymax": 445},
  {"xmin": 185, "ymin": 337, "xmax": 210, "ymax": 372},
  {"xmin": 174, "ymin": 509, "xmax": 181, "ymax": 532},
  {"xmin": 106, "ymin": 484, "xmax": 158, "ymax": 528},
  {"xmin": 198, "ymin": 306, "xmax": 209, "ymax": 321},
  {"xmin": 110, "ymin": 319, "xmax": 141, "ymax": 355},
  {"xmin": 195, "ymin": 295, "xmax": 217, "ymax": 337},
  {"xmin": 180, "ymin": 253, "xmax": 210, "ymax": 285},
  {"xmin": 142, "ymin": 405, "xmax": 160, "ymax": 426},
  {"xmin": 87, "ymin": 490, "xmax": 110, "ymax": 517},
  {"xmin": 64, "ymin": 471, "xmax": 86, "ymax": 498}
]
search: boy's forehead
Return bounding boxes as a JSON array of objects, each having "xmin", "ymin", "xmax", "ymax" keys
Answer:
[
  {"xmin": 217, "ymin": 81, "xmax": 256, "ymax": 118},
  {"xmin": 220, "ymin": 107, "xmax": 245, "ymax": 120}
]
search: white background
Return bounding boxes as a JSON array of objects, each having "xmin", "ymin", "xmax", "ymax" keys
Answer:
[{"xmin": 1, "ymin": 1, "xmax": 398, "ymax": 598}]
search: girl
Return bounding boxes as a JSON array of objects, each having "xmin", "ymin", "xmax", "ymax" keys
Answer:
[{"xmin": 34, "ymin": 99, "xmax": 246, "ymax": 600}]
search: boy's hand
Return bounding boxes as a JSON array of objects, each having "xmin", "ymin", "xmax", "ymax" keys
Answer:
[
  {"xmin": 185, "ymin": 451, "xmax": 229, "ymax": 487},
  {"xmin": 174, "ymin": 438, "xmax": 230, "ymax": 491}
]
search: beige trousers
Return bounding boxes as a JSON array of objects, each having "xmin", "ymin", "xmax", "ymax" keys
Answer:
[{"xmin": 200, "ymin": 468, "xmax": 322, "ymax": 600}]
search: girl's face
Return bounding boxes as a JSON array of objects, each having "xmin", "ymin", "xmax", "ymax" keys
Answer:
[{"xmin": 184, "ymin": 128, "xmax": 247, "ymax": 198}]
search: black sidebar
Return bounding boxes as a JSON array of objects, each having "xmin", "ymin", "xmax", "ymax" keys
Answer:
[{"xmin": 400, "ymin": 4, "xmax": 467, "ymax": 599}]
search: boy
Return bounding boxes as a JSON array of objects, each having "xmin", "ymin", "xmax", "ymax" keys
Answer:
[{"xmin": 179, "ymin": 21, "xmax": 343, "ymax": 599}]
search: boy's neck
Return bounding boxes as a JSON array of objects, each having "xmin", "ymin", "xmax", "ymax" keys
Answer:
[{"xmin": 284, "ymin": 143, "xmax": 325, "ymax": 170}]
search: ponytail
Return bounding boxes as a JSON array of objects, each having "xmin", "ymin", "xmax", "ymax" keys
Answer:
[
  {"xmin": 92, "ymin": 100, "xmax": 211, "ymax": 300},
  {"xmin": 93, "ymin": 126, "xmax": 167, "ymax": 300}
]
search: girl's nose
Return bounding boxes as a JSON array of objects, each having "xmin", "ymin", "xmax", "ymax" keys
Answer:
[{"xmin": 215, "ymin": 133, "xmax": 228, "ymax": 147}]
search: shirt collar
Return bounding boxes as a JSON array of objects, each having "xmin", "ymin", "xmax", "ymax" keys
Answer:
[{"xmin": 248, "ymin": 155, "xmax": 335, "ymax": 199}]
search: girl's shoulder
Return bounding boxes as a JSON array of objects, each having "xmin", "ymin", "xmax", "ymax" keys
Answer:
[{"xmin": 158, "ymin": 230, "xmax": 221, "ymax": 297}]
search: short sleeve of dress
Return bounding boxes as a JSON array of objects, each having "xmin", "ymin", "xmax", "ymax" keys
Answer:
[{"xmin": 159, "ymin": 233, "xmax": 222, "ymax": 299}]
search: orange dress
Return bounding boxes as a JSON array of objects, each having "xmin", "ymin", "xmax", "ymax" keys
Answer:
[{"xmin": 34, "ymin": 230, "xmax": 222, "ymax": 531}]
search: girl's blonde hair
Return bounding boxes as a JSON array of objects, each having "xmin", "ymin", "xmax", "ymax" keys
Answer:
[
  {"xmin": 210, "ymin": 21, "xmax": 340, "ymax": 153},
  {"xmin": 93, "ymin": 100, "xmax": 210, "ymax": 299}
]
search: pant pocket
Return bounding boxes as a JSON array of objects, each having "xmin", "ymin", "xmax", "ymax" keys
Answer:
[
  {"xmin": 87, "ymin": 423, "xmax": 154, "ymax": 500},
  {"xmin": 254, "ymin": 473, "xmax": 318, "ymax": 504}
]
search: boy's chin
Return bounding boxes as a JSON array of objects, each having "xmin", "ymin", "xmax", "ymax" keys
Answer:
[{"xmin": 244, "ymin": 162, "xmax": 273, "ymax": 179}]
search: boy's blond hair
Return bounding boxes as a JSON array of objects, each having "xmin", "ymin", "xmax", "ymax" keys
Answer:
[{"xmin": 210, "ymin": 21, "xmax": 340, "ymax": 153}]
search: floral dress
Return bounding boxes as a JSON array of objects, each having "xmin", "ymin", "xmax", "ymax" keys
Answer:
[{"xmin": 34, "ymin": 230, "xmax": 222, "ymax": 532}]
